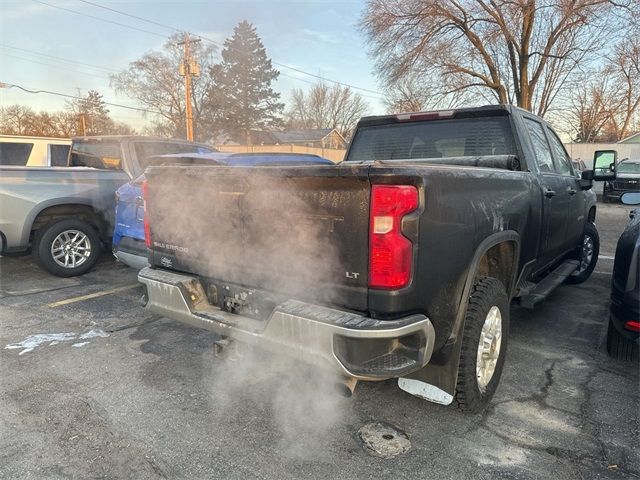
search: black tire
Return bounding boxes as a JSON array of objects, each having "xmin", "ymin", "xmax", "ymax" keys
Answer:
[
  {"xmin": 606, "ymin": 319, "xmax": 638, "ymax": 361},
  {"xmin": 32, "ymin": 219, "xmax": 101, "ymax": 277},
  {"xmin": 566, "ymin": 222, "xmax": 599, "ymax": 284},
  {"xmin": 455, "ymin": 277, "xmax": 510, "ymax": 413}
]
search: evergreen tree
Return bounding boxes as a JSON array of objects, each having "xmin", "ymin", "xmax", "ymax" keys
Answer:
[
  {"xmin": 66, "ymin": 90, "xmax": 113, "ymax": 135},
  {"xmin": 208, "ymin": 21, "xmax": 284, "ymax": 143}
]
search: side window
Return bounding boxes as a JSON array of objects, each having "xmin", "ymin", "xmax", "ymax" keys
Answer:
[
  {"xmin": 546, "ymin": 128, "xmax": 573, "ymax": 176},
  {"xmin": 49, "ymin": 144, "xmax": 71, "ymax": 166},
  {"xmin": 524, "ymin": 119, "xmax": 554, "ymax": 173},
  {"xmin": 70, "ymin": 141, "xmax": 122, "ymax": 169},
  {"xmin": 0, "ymin": 142, "xmax": 34, "ymax": 166}
]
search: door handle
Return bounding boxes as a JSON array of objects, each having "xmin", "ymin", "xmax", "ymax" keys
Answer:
[
  {"xmin": 567, "ymin": 187, "xmax": 577, "ymax": 195},
  {"xmin": 544, "ymin": 188, "xmax": 556, "ymax": 198}
]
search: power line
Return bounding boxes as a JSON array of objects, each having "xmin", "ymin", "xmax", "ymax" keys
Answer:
[
  {"xmin": 42, "ymin": 0, "xmax": 386, "ymax": 99},
  {"xmin": 0, "ymin": 82, "xmax": 162, "ymax": 115},
  {"xmin": 31, "ymin": 0, "xmax": 167, "ymax": 39},
  {"xmin": 0, "ymin": 52, "xmax": 112, "ymax": 80},
  {"xmin": 0, "ymin": 44, "xmax": 120, "ymax": 74}
]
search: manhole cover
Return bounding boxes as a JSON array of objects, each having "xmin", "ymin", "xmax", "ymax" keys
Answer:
[{"xmin": 357, "ymin": 421, "xmax": 411, "ymax": 458}]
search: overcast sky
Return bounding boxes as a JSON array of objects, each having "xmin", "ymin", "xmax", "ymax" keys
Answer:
[{"xmin": 0, "ymin": 0, "xmax": 384, "ymax": 129}]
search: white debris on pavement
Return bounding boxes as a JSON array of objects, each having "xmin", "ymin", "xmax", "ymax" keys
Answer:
[
  {"xmin": 72, "ymin": 342, "xmax": 90, "ymax": 348},
  {"xmin": 79, "ymin": 329, "xmax": 110, "ymax": 340},
  {"xmin": 4, "ymin": 329, "xmax": 109, "ymax": 355}
]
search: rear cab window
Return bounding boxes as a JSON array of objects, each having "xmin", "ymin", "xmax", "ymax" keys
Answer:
[
  {"xmin": 0, "ymin": 142, "xmax": 34, "ymax": 166},
  {"xmin": 70, "ymin": 141, "xmax": 123, "ymax": 169},
  {"xmin": 346, "ymin": 116, "xmax": 517, "ymax": 162},
  {"xmin": 49, "ymin": 144, "xmax": 71, "ymax": 166}
]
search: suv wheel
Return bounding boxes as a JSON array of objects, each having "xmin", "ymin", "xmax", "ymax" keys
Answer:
[
  {"xmin": 455, "ymin": 277, "xmax": 510, "ymax": 413},
  {"xmin": 33, "ymin": 219, "xmax": 101, "ymax": 277},
  {"xmin": 566, "ymin": 222, "xmax": 599, "ymax": 284}
]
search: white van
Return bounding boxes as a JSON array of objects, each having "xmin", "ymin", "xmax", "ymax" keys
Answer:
[{"xmin": 0, "ymin": 135, "xmax": 71, "ymax": 167}]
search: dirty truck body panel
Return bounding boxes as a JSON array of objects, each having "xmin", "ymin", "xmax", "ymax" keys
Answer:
[
  {"xmin": 139, "ymin": 105, "xmax": 596, "ymax": 394},
  {"xmin": 145, "ymin": 164, "xmax": 371, "ymax": 312}
]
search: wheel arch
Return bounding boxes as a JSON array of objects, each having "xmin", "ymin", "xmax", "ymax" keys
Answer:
[
  {"xmin": 452, "ymin": 231, "xmax": 520, "ymax": 339},
  {"xmin": 25, "ymin": 201, "xmax": 108, "ymax": 245},
  {"xmin": 401, "ymin": 231, "xmax": 520, "ymax": 398}
]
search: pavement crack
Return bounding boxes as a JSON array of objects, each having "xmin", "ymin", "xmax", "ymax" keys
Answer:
[
  {"xmin": 530, "ymin": 360, "xmax": 556, "ymax": 409},
  {"xmin": 106, "ymin": 315, "xmax": 161, "ymax": 333},
  {"xmin": 0, "ymin": 284, "xmax": 81, "ymax": 299},
  {"xmin": 144, "ymin": 456, "xmax": 168, "ymax": 479}
]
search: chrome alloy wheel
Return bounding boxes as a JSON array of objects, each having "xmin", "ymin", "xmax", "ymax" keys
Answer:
[
  {"xmin": 476, "ymin": 306, "xmax": 502, "ymax": 393},
  {"xmin": 577, "ymin": 234, "xmax": 594, "ymax": 273},
  {"xmin": 51, "ymin": 230, "xmax": 92, "ymax": 269}
]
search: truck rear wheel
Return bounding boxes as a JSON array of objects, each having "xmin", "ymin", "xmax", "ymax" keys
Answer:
[
  {"xmin": 32, "ymin": 219, "xmax": 101, "ymax": 277},
  {"xmin": 566, "ymin": 222, "xmax": 599, "ymax": 284},
  {"xmin": 455, "ymin": 277, "xmax": 509, "ymax": 413},
  {"xmin": 606, "ymin": 319, "xmax": 638, "ymax": 361}
]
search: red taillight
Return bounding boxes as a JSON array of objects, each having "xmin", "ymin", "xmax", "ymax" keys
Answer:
[
  {"xmin": 624, "ymin": 321, "xmax": 640, "ymax": 332},
  {"xmin": 369, "ymin": 185, "xmax": 419, "ymax": 289},
  {"xmin": 142, "ymin": 180, "xmax": 151, "ymax": 248}
]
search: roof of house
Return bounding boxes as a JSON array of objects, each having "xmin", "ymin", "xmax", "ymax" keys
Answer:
[
  {"xmin": 272, "ymin": 129, "xmax": 335, "ymax": 143},
  {"xmin": 250, "ymin": 128, "xmax": 344, "ymax": 144},
  {"xmin": 617, "ymin": 132, "xmax": 640, "ymax": 144}
]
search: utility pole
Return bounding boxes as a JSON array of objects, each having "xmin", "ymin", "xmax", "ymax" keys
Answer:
[
  {"xmin": 79, "ymin": 113, "xmax": 87, "ymax": 136},
  {"xmin": 178, "ymin": 33, "xmax": 201, "ymax": 141}
]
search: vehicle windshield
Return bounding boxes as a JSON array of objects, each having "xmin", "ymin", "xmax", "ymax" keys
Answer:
[
  {"xmin": 347, "ymin": 116, "xmax": 517, "ymax": 162},
  {"xmin": 617, "ymin": 161, "xmax": 640, "ymax": 174}
]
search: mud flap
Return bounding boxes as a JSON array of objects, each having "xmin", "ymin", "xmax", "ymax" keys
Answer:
[
  {"xmin": 398, "ymin": 378, "xmax": 453, "ymax": 405},
  {"xmin": 397, "ymin": 336, "xmax": 463, "ymax": 405}
]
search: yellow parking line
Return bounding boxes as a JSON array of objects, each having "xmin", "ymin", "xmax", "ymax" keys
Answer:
[{"xmin": 47, "ymin": 284, "xmax": 141, "ymax": 308}]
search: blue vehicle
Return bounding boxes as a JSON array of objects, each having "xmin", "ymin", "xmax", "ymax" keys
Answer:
[{"xmin": 112, "ymin": 152, "xmax": 334, "ymax": 268}]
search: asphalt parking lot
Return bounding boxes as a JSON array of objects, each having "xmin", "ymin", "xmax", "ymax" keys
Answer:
[{"xmin": 1, "ymin": 202, "xmax": 638, "ymax": 480}]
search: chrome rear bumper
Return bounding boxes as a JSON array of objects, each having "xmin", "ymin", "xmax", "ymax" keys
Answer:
[{"xmin": 138, "ymin": 267, "xmax": 435, "ymax": 380}]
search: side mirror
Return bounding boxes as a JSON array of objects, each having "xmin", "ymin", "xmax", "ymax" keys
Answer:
[
  {"xmin": 592, "ymin": 150, "xmax": 616, "ymax": 181},
  {"xmin": 579, "ymin": 170, "xmax": 593, "ymax": 190},
  {"xmin": 621, "ymin": 192, "xmax": 640, "ymax": 206}
]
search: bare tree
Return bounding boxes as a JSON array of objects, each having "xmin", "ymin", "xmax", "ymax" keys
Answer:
[
  {"xmin": 0, "ymin": 103, "xmax": 135, "ymax": 138},
  {"xmin": 384, "ymin": 74, "xmax": 469, "ymax": 113},
  {"xmin": 361, "ymin": 0, "xmax": 634, "ymax": 116},
  {"xmin": 566, "ymin": 74, "xmax": 615, "ymax": 142},
  {"xmin": 605, "ymin": 37, "xmax": 640, "ymax": 141},
  {"xmin": 287, "ymin": 81, "xmax": 368, "ymax": 139},
  {"xmin": 0, "ymin": 105, "xmax": 36, "ymax": 135},
  {"xmin": 111, "ymin": 33, "xmax": 216, "ymax": 141}
]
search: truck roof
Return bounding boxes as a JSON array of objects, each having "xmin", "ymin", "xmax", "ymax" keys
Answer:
[{"xmin": 357, "ymin": 104, "xmax": 522, "ymax": 127}]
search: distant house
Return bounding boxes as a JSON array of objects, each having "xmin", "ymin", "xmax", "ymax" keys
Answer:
[
  {"xmin": 617, "ymin": 132, "xmax": 640, "ymax": 144},
  {"xmin": 248, "ymin": 128, "xmax": 347, "ymax": 149}
]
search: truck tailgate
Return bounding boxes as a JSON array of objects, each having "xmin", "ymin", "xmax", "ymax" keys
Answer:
[{"xmin": 145, "ymin": 164, "xmax": 371, "ymax": 311}]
